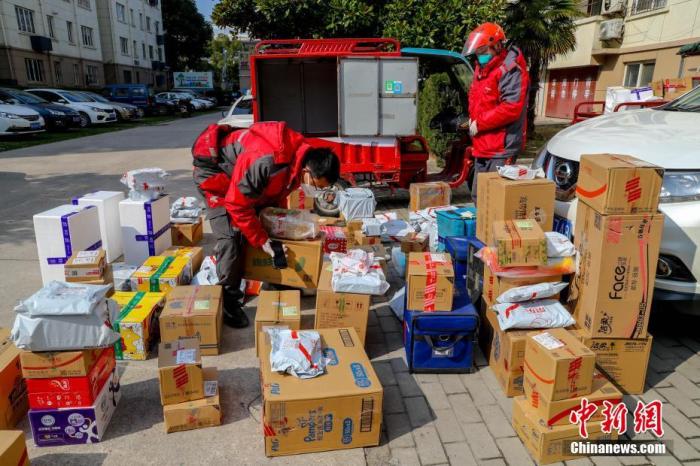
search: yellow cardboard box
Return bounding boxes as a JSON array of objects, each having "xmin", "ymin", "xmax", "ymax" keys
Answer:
[
  {"xmin": 0, "ymin": 430, "xmax": 29, "ymax": 466},
  {"xmin": 162, "ymin": 246, "xmax": 204, "ymax": 276},
  {"xmin": 112, "ymin": 291, "xmax": 166, "ymax": 360},
  {"xmin": 130, "ymin": 255, "xmax": 190, "ymax": 293},
  {"xmin": 161, "ymin": 286, "xmax": 223, "ymax": 356},
  {"xmin": 163, "ymin": 367, "xmax": 221, "ymax": 433},
  {"xmin": 0, "ymin": 329, "xmax": 28, "ymax": 430},
  {"xmin": 255, "ymin": 290, "xmax": 301, "ymax": 358},
  {"xmin": 406, "ymin": 252, "xmax": 454, "ymax": 311},
  {"xmin": 158, "ymin": 338, "xmax": 205, "ymax": 406},
  {"xmin": 244, "ymin": 238, "xmax": 324, "ymax": 289}
]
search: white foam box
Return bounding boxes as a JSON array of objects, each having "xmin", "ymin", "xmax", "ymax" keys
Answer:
[
  {"xmin": 119, "ymin": 195, "xmax": 172, "ymax": 265},
  {"xmin": 33, "ymin": 204, "xmax": 102, "ymax": 285},
  {"xmin": 73, "ymin": 191, "xmax": 125, "ymax": 263}
]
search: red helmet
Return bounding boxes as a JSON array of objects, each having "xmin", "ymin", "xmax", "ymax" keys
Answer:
[{"xmin": 462, "ymin": 22, "xmax": 506, "ymax": 56}]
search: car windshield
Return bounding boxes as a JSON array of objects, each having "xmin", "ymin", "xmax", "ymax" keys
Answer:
[
  {"xmin": 663, "ymin": 85, "xmax": 700, "ymax": 112},
  {"xmin": 6, "ymin": 90, "xmax": 47, "ymax": 104},
  {"xmin": 85, "ymin": 93, "xmax": 110, "ymax": 103},
  {"xmin": 63, "ymin": 91, "xmax": 92, "ymax": 103},
  {"xmin": 76, "ymin": 92, "xmax": 98, "ymax": 102}
]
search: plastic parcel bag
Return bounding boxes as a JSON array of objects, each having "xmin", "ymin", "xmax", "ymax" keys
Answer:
[
  {"xmin": 497, "ymin": 165, "xmax": 545, "ymax": 180},
  {"xmin": 120, "ymin": 168, "xmax": 169, "ymax": 201},
  {"xmin": 260, "ymin": 207, "xmax": 319, "ymax": 240},
  {"xmin": 335, "ymin": 188, "xmax": 376, "ymax": 221},
  {"xmin": 170, "ymin": 196, "xmax": 203, "ymax": 223},
  {"xmin": 545, "ymin": 232, "xmax": 576, "ymax": 257},
  {"xmin": 267, "ymin": 328, "xmax": 326, "ymax": 379},
  {"xmin": 493, "ymin": 299, "xmax": 575, "ymax": 331},
  {"xmin": 496, "ymin": 282, "xmax": 568, "ymax": 304},
  {"xmin": 11, "ymin": 281, "xmax": 121, "ymax": 351},
  {"xmin": 330, "ymin": 250, "xmax": 390, "ymax": 295},
  {"xmin": 192, "ymin": 255, "xmax": 219, "ymax": 286}
]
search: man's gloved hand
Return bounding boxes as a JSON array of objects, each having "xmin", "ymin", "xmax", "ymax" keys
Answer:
[
  {"xmin": 469, "ymin": 119, "xmax": 479, "ymax": 137},
  {"xmin": 262, "ymin": 239, "xmax": 288, "ymax": 258}
]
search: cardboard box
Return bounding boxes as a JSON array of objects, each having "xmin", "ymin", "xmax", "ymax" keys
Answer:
[
  {"xmin": 652, "ymin": 76, "xmax": 699, "ymax": 98},
  {"xmin": 576, "ymin": 154, "xmax": 663, "ymax": 215},
  {"xmin": 29, "ymin": 368, "xmax": 120, "ymax": 446},
  {"xmin": 523, "ymin": 370, "xmax": 623, "ymax": 426},
  {"xmin": 406, "ymin": 252, "xmax": 454, "ymax": 312},
  {"xmin": 255, "ymin": 290, "xmax": 301, "ymax": 358},
  {"xmin": 0, "ymin": 430, "xmax": 29, "ymax": 466},
  {"xmin": 318, "ymin": 216, "xmax": 343, "ymax": 227},
  {"xmin": 158, "ymin": 338, "xmax": 205, "ymax": 405},
  {"xmin": 570, "ymin": 202, "xmax": 664, "ymax": 338},
  {"xmin": 486, "ymin": 309, "xmax": 533, "ymax": 397},
  {"xmin": 400, "ymin": 232, "xmax": 429, "ymax": 253},
  {"xmin": 26, "ymin": 347, "xmax": 116, "ymax": 409},
  {"xmin": 160, "ymin": 286, "xmax": 223, "ymax": 356},
  {"xmin": 33, "ymin": 204, "xmax": 102, "ymax": 285},
  {"xmin": 130, "ymin": 255, "xmax": 191, "ymax": 293},
  {"xmin": 64, "ymin": 249, "xmax": 107, "ymax": 282},
  {"xmin": 409, "ymin": 181, "xmax": 451, "ymax": 211},
  {"xmin": 260, "ymin": 328, "xmax": 383, "ymax": 457},
  {"xmin": 287, "ymin": 186, "xmax": 315, "ymax": 210},
  {"xmin": 243, "ymin": 237, "xmax": 324, "ymax": 289},
  {"xmin": 483, "ymin": 265, "xmax": 562, "ymax": 306},
  {"xmin": 573, "ymin": 330, "xmax": 653, "ymax": 394},
  {"xmin": 315, "ymin": 263, "xmax": 371, "ymax": 345},
  {"xmin": 493, "ymin": 219, "xmax": 547, "ymax": 267},
  {"xmin": 162, "ymin": 245, "xmax": 205, "ymax": 276},
  {"xmin": 513, "ymin": 396, "xmax": 618, "ymax": 465},
  {"xmin": 112, "ymin": 291, "xmax": 166, "ymax": 360},
  {"xmin": 354, "ymin": 230, "xmax": 381, "ymax": 246},
  {"xmin": 20, "ymin": 348, "xmax": 106, "ymax": 379},
  {"xmin": 319, "ymin": 225, "xmax": 347, "ymax": 254},
  {"xmin": 119, "ymin": 195, "xmax": 172, "ymax": 266},
  {"xmin": 73, "ymin": 191, "xmax": 125, "ymax": 263},
  {"xmin": 163, "ymin": 367, "xmax": 221, "ymax": 433},
  {"xmin": 171, "ymin": 218, "xmax": 204, "ymax": 247},
  {"xmin": 476, "ymin": 173, "xmax": 555, "ymax": 245},
  {"xmin": 524, "ymin": 329, "xmax": 596, "ymax": 401},
  {"xmin": 0, "ymin": 329, "xmax": 28, "ymax": 429}
]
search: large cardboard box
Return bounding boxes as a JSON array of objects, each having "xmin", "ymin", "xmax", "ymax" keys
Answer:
[
  {"xmin": 73, "ymin": 191, "xmax": 125, "ymax": 262},
  {"xmin": 162, "ymin": 245, "xmax": 205, "ymax": 277},
  {"xmin": 163, "ymin": 367, "xmax": 221, "ymax": 433},
  {"xmin": 0, "ymin": 430, "xmax": 29, "ymax": 466},
  {"xmin": 255, "ymin": 290, "xmax": 301, "ymax": 358},
  {"xmin": 260, "ymin": 328, "xmax": 383, "ymax": 457},
  {"xmin": 33, "ymin": 204, "xmax": 102, "ymax": 285},
  {"xmin": 112, "ymin": 291, "xmax": 166, "ymax": 360},
  {"xmin": 476, "ymin": 173, "xmax": 555, "ymax": 245},
  {"xmin": 406, "ymin": 252, "xmax": 454, "ymax": 312},
  {"xmin": 400, "ymin": 232, "xmax": 429, "ymax": 253},
  {"xmin": 523, "ymin": 370, "xmax": 623, "ymax": 426},
  {"xmin": 20, "ymin": 347, "xmax": 106, "ymax": 379},
  {"xmin": 486, "ymin": 309, "xmax": 533, "ymax": 397},
  {"xmin": 287, "ymin": 186, "xmax": 315, "ymax": 210},
  {"xmin": 120, "ymin": 195, "xmax": 172, "ymax": 266},
  {"xmin": 315, "ymin": 263, "xmax": 371, "ymax": 345},
  {"xmin": 243, "ymin": 238, "xmax": 324, "ymax": 289},
  {"xmin": 158, "ymin": 338, "xmax": 205, "ymax": 406},
  {"xmin": 171, "ymin": 218, "xmax": 204, "ymax": 247},
  {"xmin": 354, "ymin": 230, "xmax": 381, "ymax": 246},
  {"xmin": 576, "ymin": 154, "xmax": 663, "ymax": 215},
  {"xmin": 524, "ymin": 329, "xmax": 596, "ymax": 401},
  {"xmin": 409, "ymin": 181, "xmax": 451, "ymax": 211},
  {"xmin": 0, "ymin": 329, "xmax": 28, "ymax": 429},
  {"xmin": 572, "ymin": 329, "xmax": 653, "ymax": 394},
  {"xmin": 570, "ymin": 202, "xmax": 664, "ymax": 338},
  {"xmin": 64, "ymin": 249, "xmax": 107, "ymax": 282},
  {"xmin": 130, "ymin": 255, "xmax": 191, "ymax": 293},
  {"xmin": 483, "ymin": 265, "xmax": 562, "ymax": 306},
  {"xmin": 652, "ymin": 76, "xmax": 699, "ymax": 98},
  {"xmin": 513, "ymin": 396, "xmax": 618, "ymax": 465},
  {"xmin": 29, "ymin": 368, "xmax": 120, "ymax": 446},
  {"xmin": 160, "ymin": 286, "xmax": 223, "ymax": 356},
  {"xmin": 493, "ymin": 219, "xmax": 547, "ymax": 267}
]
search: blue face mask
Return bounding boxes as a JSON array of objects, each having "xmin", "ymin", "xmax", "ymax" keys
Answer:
[{"xmin": 477, "ymin": 54, "xmax": 493, "ymax": 66}]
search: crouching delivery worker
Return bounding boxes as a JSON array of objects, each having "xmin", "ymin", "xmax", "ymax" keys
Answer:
[{"xmin": 192, "ymin": 121, "xmax": 340, "ymax": 328}]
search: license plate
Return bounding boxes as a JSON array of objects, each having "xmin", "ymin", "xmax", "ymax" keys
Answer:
[
  {"xmin": 30, "ymin": 122, "xmax": 41, "ymax": 130},
  {"xmin": 553, "ymin": 214, "xmax": 573, "ymax": 240}
]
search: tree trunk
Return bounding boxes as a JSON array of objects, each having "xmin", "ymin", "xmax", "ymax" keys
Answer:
[{"xmin": 526, "ymin": 55, "xmax": 543, "ymax": 137}]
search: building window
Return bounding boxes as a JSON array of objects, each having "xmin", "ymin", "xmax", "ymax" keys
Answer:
[
  {"xmin": 54, "ymin": 61, "xmax": 62, "ymax": 84},
  {"xmin": 632, "ymin": 0, "xmax": 667, "ymax": 15},
  {"xmin": 86, "ymin": 65, "xmax": 98, "ymax": 85},
  {"xmin": 73, "ymin": 63, "xmax": 80, "ymax": 85},
  {"xmin": 116, "ymin": 3, "xmax": 126, "ymax": 23},
  {"xmin": 624, "ymin": 61, "xmax": 656, "ymax": 87},
  {"xmin": 120, "ymin": 37, "xmax": 129, "ymax": 55},
  {"xmin": 149, "ymin": 45, "xmax": 154, "ymax": 60},
  {"xmin": 81, "ymin": 26, "xmax": 94, "ymax": 47},
  {"xmin": 157, "ymin": 47, "xmax": 163, "ymax": 61},
  {"xmin": 142, "ymin": 42, "xmax": 146, "ymax": 58},
  {"xmin": 136, "ymin": 71, "xmax": 141, "ymax": 83},
  {"xmin": 139, "ymin": 13, "xmax": 144, "ymax": 30},
  {"xmin": 582, "ymin": 0, "xmax": 602, "ymax": 16},
  {"xmin": 124, "ymin": 70, "xmax": 133, "ymax": 83},
  {"xmin": 46, "ymin": 15, "xmax": 56, "ymax": 39},
  {"xmin": 15, "ymin": 6, "xmax": 35, "ymax": 33},
  {"xmin": 77, "ymin": 0, "xmax": 91, "ymax": 10},
  {"xmin": 155, "ymin": 21, "xmax": 160, "ymax": 34},
  {"xmin": 130, "ymin": 9, "xmax": 135, "ymax": 26},
  {"xmin": 146, "ymin": 16, "xmax": 151, "ymax": 32},
  {"xmin": 25, "ymin": 58, "xmax": 45, "ymax": 82},
  {"xmin": 67, "ymin": 21, "xmax": 74, "ymax": 43},
  {"xmin": 133, "ymin": 40, "xmax": 138, "ymax": 59}
]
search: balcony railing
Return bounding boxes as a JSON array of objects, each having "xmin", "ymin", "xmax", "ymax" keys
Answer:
[{"xmin": 631, "ymin": 0, "xmax": 667, "ymax": 14}]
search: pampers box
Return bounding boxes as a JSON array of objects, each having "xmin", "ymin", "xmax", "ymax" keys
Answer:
[
  {"xmin": 34, "ymin": 205, "xmax": 102, "ymax": 285},
  {"xmin": 73, "ymin": 191, "xmax": 125, "ymax": 263},
  {"xmin": 119, "ymin": 195, "xmax": 171, "ymax": 265}
]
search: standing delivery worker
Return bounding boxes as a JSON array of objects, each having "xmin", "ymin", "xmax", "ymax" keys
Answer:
[
  {"xmin": 462, "ymin": 22, "xmax": 529, "ymax": 204},
  {"xmin": 192, "ymin": 121, "xmax": 340, "ymax": 328}
]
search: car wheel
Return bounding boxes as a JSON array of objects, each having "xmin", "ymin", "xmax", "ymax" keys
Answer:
[
  {"xmin": 78, "ymin": 112, "xmax": 91, "ymax": 128},
  {"xmin": 314, "ymin": 180, "xmax": 350, "ymax": 217}
]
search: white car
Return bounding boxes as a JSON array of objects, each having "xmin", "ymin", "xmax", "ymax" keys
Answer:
[
  {"xmin": 533, "ymin": 85, "xmax": 700, "ymax": 312},
  {"xmin": 0, "ymin": 104, "xmax": 45, "ymax": 135},
  {"xmin": 27, "ymin": 89, "xmax": 117, "ymax": 127},
  {"xmin": 218, "ymin": 95, "xmax": 253, "ymax": 128}
]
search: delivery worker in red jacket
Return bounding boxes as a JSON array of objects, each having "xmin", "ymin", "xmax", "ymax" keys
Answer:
[
  {"xmin": 462, "ymin": 22, "xmax": 529, "ymax": 204},
  {"xmin": 192, "ymin": 121, "xmax": 340, "ymax": 328}
]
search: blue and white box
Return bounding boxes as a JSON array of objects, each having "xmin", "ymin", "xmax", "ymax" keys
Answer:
[
  {"xmin": 119, "ymin": 194, "xmax": 171, "ymax": 265},
  {"xmin": 73, "ymin": 191, "xmax": 125, "ymax": 263}
]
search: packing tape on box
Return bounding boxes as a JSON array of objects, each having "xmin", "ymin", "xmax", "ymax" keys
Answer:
[
  {"xmin": 112, "ymin": 291, "xmax": 146, "ymax": 359},
  {"xmin": 46, "ymin": 206, "xmax": 102, "ymax": 265},
  {"xmin": 70, "ymin": 192, "xmax": 97, "ymax": 205},
  {"xmin": 149, "ymin": 256, "xmax": 175, "ymax": 292},
  {"xmin": 296, "ymin": 188, "xmax": 306, "ymax": 209},
  {"xmin": 423, "ymin": 252, "xmax": 437, "ymax": 312},
  {"xmin": 135, "ymin": 201, "xmax": 171, "ymax": 256}
]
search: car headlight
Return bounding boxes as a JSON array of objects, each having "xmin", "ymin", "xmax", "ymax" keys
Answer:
[
  {"xmin": 88, "ymin": 106, "xmax": 105, "ymax": 112},
  {"xmin": 660, "ymin": 171, "xmax": 700, "ymax": 203},
  {"xmin": 49, "ymin": 109, "xmax": 64, "ymax": 116},
  {"xmin": 0, "ymin": 112, "xmax": 21, "ymax": 119}
]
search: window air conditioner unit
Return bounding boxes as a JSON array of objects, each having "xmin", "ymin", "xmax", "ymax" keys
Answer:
[
  {"xmin": 602, "ymin": 0, "xmax": 625, "ymax": 15},
  {"xmin": 599, "ymin": 19, "xmax": 624, "ymax": 41}
]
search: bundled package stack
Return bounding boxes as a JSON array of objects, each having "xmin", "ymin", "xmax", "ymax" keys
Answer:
[
  {"xmin": 72, "ymin": 191, "xmax": 125, "ymax": 263},
  {"xmin": 64, "ymin": 249, "xmax": 113, "ymax": 291},
  {"xmin": 11, "ymin": 282, "xmax": 122, "ymax": 446},
  {"xmin": 568, "ymin": 154, "xmax": 664, "ymax": 394},
  {"xmin": 170, "ymin": 197, "xmax": 204, "ymax": 247},
  {"xmin": 158, "ymin": 338, "xmax": 221, "ymax": 433}
]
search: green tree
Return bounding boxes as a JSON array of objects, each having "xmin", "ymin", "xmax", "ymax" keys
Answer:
[
  {"xmin": 208, "ymin": 34, "xmax": 242, "ymax": 89},
  {"xmin": 163, "ymin": 0, "xmax": 214, "ymax": 70},
  {"xmin": 418, "ymin": 73, "xmax": 462, "ymax": 167},
  {"xmin": 503, "ymin": 0, "xmax": 582, "ymax": 134}
]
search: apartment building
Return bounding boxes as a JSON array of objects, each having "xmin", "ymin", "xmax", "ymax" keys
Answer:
[
  {"xmin": 95, "ymin": 0, "xmax": 166, "ymax": 88},
  {"xmin": 542, "ymin": 0, "xmax": 700, "ymax": 119},
  {"xmin": 0, "ymin": 0, "xmax": 105, "ymax": 88}
]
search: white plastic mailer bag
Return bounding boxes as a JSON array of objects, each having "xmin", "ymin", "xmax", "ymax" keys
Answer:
[
  {"xmin": 493, "ymin": 299, "xmax": 575, "ymax": 331},
  {"xmin": 260, "ymin": 207, "xmax": 319, "ymax": 240},
  {"xmin": 496, "ymin": 282, "xmax": 568, "ymax": 304},
  {"xmin": 192, "ymin": 255, "xmax": 219, "ymax": 285},
  {"xmin": 389, "ymin": 287, "xmax": 405, "ymax": 321},
  {"xmin": 112, "ymin": 263, "xmax": 138, "ymax": 291},
  {"xmin": 381, "ymin": 220, "xmax": 415, "ymax": 242},
  {"xmin": 336, "ymin": 188, "xmax": 376, "ymax": 220},
  {"xmin": 545, "ymin": 232, "xmax": 576, "ymax": 257},
  {"xmin": 121, "ymin": 168, "xmax": 169, "ymax": 201},
  {"xmin": 498, "ymin": 165, "xmax": 545, "ymax": 180},
  {"xmin": 267, "ymin": 328, "xmax": 326, "ymax": 379},
  {"xmin": 330, "ymin": 249, "xmax": 389, "ymax": 295},
  {"xmin": 170, "ymin": 196, "xmax": 203, "ymax": 223},
  {"xmin": 391, "ymin": 246, "xmax": 406, "ymax": 277},
  {"xmin": 16, "ymin": 281, "xmax": 112, "ymax": 316}
]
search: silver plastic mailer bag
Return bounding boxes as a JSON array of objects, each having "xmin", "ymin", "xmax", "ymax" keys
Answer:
[
  {"xmin": 335, "ymin": 188, "xmax": 376, "ymax": 221},
  {"xmin": 15, "ymin": 281, "xmax": 113, "ymax": 316},
  {"xmin": 267, "ymin": 328, "xmax": 326, "ymax": 379}
]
